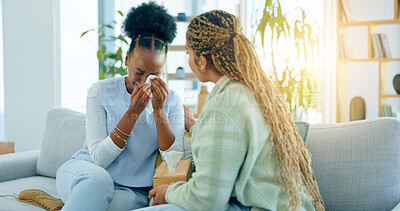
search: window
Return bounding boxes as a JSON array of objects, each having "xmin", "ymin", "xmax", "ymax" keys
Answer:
[
  {"xmin": 248, "ymin": 0, "xmax": 324, "ymax": 122},
  {"xmin": 60, "ymin": 0, "xmax": 99, "ymax": 112}
]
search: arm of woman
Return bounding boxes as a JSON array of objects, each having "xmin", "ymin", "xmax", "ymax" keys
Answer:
[
  {"xmin": 86, "ymin": 83, "xmax": 149, "ymax": 168},
  {"xmin": 184, "ymin": 104, "xmax": 196, "ymax": 133},
  {"xmin": 85, "ymin": 83, "xmax": 123, "ymax": 168},
  {"xmin": 163, "ymin": 108, "xmax": 247, "ymax": 210},
  {"xmin": 151, "ymin": 78, "xmax": 184, "ymax": 152}
]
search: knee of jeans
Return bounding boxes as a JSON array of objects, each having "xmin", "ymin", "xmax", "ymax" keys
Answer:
[{"xmin": 79, "ymin": 169, "xmax": 114, "ymax": 195}]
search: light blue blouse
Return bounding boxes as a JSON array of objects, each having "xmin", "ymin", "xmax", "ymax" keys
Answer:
[{"xmin": 73, "ymin": 76, "xmax": 185, "ymax": 187}]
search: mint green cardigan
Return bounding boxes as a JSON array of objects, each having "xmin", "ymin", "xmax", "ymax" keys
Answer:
[{"xmin": 165, "ymin": 76, "xmax": 316, "ymax": 210}]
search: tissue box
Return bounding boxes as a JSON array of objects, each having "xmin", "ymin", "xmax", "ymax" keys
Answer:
[{"xmin": 153, "ymin": 160, "xmax": 192, "ymax": 188}]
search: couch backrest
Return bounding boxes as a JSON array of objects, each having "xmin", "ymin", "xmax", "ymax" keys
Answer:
[
  {"xmin": 307, "ymin": 117, "xmax": 400, "ymax": 211},
  {"xmin": 36, "ymin": 108, "xmax": 86, "ymax": 178}
]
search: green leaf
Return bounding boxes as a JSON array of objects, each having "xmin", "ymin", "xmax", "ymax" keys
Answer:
[
  {"xmin": 108, "ymin": 36, "xmax": 118, "ymax": 41},
  {"xmin": 108, "ymin": 54, "xmax": 118, "ymax": 60},
  {"xmin": 101, "ymin": 45, "xmax": 106, "ymax": 54},
  {"xmin": 100, "ymin": 71, "xmax": 105, "ymax": 80},
  {"xmin": 102, "ymin": 64, "xmax": 107, "ymax": 73},
  {"xmin": 99, "ymin": 24, "xmax": 114, "ymax": 30},
  {"xmin": 104, "ymin": 24, "xmax": 113, "ymax": 29},
  {"xmin": 117, "ymin": 67, "xmax": 127, "ymax": 75},
  {"xmin": 117, "ymin": 35, "xmax": 129, "ymax": 45},
  {"xmin": 80, "ymin": 29, "xmax": 94, "ymax": 38},
  {"xmin": 97, "ymin": 49, "xmax": 102, "ymax": 60},
  {"xmin": 117, "ymin": 10, "xmax": 124, "ymax": 16}
]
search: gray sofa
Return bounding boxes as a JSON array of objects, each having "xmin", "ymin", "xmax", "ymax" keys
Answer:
[{"xmin": 0, "ymin": 108, "xmax": 399, "ymax": 211}]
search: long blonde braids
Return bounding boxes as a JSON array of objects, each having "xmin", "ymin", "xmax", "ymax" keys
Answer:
[{"xmin": 187, "ymin": 10, "xmax": 325, "ymax": 210}]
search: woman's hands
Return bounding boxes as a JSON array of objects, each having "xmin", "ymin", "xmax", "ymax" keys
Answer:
[
  {"xmin": 184, "ymin": 105, "xmax": 196, "ymax": 131},
  {"xmin": 149, "ymin": 184, "xmax": 169, "ymax": 206},
  {"xmin": 151, "ymin": 77, "xmax": 169, "ymax": 111},
  {"xmin": 128, "ymin": 83, "xmax": 151, "ymax": 115},
  {"xmin": 128, "ymin": 77, "xmax": 168, "ymax": 115}
]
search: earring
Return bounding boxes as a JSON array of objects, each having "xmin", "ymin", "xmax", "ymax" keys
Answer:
[{"xmin": 200, "ymin": 67, "xmax": 205, "ymax": 73}]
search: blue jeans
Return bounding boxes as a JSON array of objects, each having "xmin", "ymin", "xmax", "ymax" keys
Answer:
[
  {"xmin": 135, "ymin": 198, "xmax": 251, "ymax": 211},
  {"xmin": 56, "ymin": 159, "xmax": 149, "ymax": 211}
]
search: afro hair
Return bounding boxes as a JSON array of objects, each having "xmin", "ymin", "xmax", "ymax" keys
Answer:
[{"xmin": 122, "ymin": 2, "xmax": 177, "ymax": 44}]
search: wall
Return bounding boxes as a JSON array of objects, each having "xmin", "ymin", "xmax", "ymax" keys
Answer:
[
  {"xmin": 2, "ymin": 0, "xmax": 60, "ymax": 151},
  {"xmin": 0, "ymin": 0, "xmax": 4, "ymax": 140}
]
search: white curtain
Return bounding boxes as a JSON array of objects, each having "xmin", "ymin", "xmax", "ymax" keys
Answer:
[{"xmin": 322, "ymin": 0, "xmax": 337, "ymax": 123}]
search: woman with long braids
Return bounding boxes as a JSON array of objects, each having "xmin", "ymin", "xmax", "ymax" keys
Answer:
[
  {"xmin": 141, "ymin": 10, "xmax": 325, "ymax": 211},
  {"xmin": 56, "ymin": 2, "xmax": 185, "ymax": 210}
]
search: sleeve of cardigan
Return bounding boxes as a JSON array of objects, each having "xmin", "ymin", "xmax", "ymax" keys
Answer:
[{"xmin": 165, "ymin": 108, "xmax": 247, "ymax": 210}]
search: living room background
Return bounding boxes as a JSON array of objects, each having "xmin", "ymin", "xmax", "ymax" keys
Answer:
[
  {"xmin": 1, "ymin": 0, "xmax": 398, "ymax": 152},
  {"xmin": 0, "ymin": 0, "xmax": 325, "ymax": 151}
]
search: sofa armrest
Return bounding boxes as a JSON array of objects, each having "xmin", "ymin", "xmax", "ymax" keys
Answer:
[{"xmin": 0, "ymin": 150, "xmax": 40, "ymax": 182}]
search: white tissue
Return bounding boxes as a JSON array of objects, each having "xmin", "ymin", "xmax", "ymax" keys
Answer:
[
  {"xmin": 162, "ymin": 151, "xmax": 183, "ymax": 172},
  {"xmin": 146, "ymin": 74, "xmax": 157, "ymax": 84},
  {"xmin": 145, "ymin": 75, "xmax": 156, "ymax": 114}
]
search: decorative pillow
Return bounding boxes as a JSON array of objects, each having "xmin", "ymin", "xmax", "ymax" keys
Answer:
[
  {"xmin": 36, "ymin": 108, "xmax": 86, "ymax": 178},
  {"xmin": 294, "ymin": 121, "xmax": 310, "ymax": 142}
]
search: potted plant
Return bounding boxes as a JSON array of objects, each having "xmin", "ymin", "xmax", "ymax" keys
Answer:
[
  {"xmin": 175, "ymin": 66, "xmax": 185, "ymax": 79},
  {"xmin": 253, "ymin": 0, "xmax": 322, "ymax": 120},
  {"xmin": 81, "ymin": 11, "xmax": 129, "ymax": 80}
]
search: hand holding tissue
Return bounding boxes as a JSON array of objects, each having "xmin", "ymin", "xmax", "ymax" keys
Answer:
[
  {"xmin": 145, "ymin": 75, "xmax": 156, "ymax": 114},
  {"xmin": 153, "ymin": 151, "xmax": 192, "ymax": 188}
]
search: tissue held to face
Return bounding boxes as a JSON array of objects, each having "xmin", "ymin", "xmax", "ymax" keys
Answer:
[
  {"xmin": 125, "ymin": 45, "xmax": 165, "ymax": 88},
  {"xmin": 124, "ymin": 45, "xmax": 167, "ymax": 114}
]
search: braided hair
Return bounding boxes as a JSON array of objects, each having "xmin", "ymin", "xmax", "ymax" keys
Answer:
[
  {"xmin": 187, "ymin": 10, "xmax": 325, "ymax": 211},
  {"xmin": 122, "ymin": 2, "xmax": 177, "ymax": 53}
]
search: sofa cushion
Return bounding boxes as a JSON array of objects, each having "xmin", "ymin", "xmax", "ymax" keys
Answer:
[
  {"xmin": 307, "ymin": 118, "xmax": 400, "ymax": 211},
  {"xmin": 36, "ymin": 108, "xmax": 86, "ymax": 178},
  {"xmin": 294, "ymin": 121, "xmax": 309, "ymax": 142},
  {"xmin": 0, "ymin": 176, "xmax": 58, "ymax": 210}
]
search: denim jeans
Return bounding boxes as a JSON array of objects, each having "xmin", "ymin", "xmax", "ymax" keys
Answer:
[
  {"xmin": 135, "ymin": 197, "xmax": 251, "ymax": 211},
  {"xmin": 56, "ymin": 159, "xmax": 149, "ymax": 211}
]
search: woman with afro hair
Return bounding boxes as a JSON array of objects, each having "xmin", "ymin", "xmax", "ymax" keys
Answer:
[{"xmin": 56, "ymin": 2, "xmax": 185, "ymax": 210}]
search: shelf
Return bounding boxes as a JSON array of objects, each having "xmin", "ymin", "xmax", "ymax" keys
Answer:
[
  {"xmin": 174, "ymin": 16, "xmax": 194, "ymax": 23},
  {"xmin": 339, "ymin": 58, "xmax": 400, "ymax": 62},
  {"xmin": 381, "ymin": 94, "xmax": 400, "ymax": 98},
  {"xmin": 336, "ymin": 0, "xmax": 400, "ymax": 123},
  {"xmin": 167, "ymin": 73, "xmax": 197, "ymax": 80},
  {"xmin": 339, "ymin": 19, "xmax": 400, "ymax": 26},
  {"xmin": 169, "ymin": 45, "xmax": 186, "ymax": 51}
]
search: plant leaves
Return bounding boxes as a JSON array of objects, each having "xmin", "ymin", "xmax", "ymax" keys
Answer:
[
  {"xmin": 97, "ymin": 49, "xmax": 102, "ymax": 60},
  {"xmin": 80, "ymin": 29, "xmax": 94, "ymax": 38},
  {"xmin": 101, "ymin": 45, "xmax": 106, "ymax": 54},
  {"xmin": 117, "ymin": 35, "xmax": 129, "ymax": 45},
  {"xmin": 100, "ymin": 71, "xmax": 105, "ymax": 80},
  {"xmin": 103, "ymin": 24, "xmax": 114, "ymax": 29}
]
